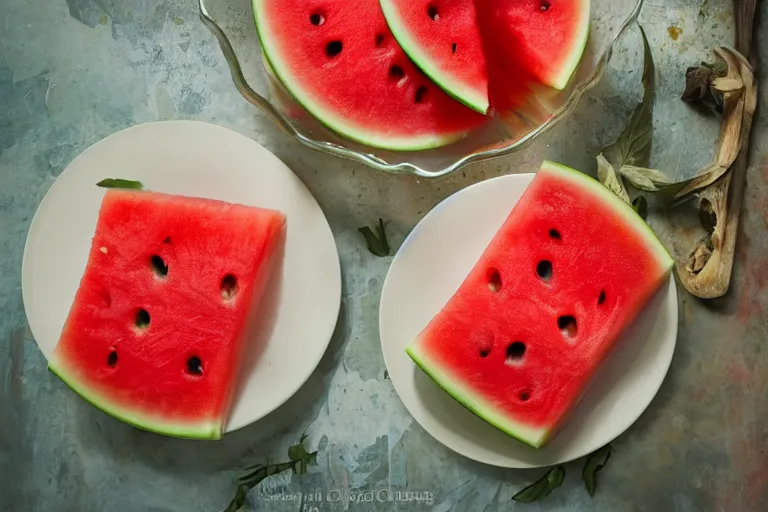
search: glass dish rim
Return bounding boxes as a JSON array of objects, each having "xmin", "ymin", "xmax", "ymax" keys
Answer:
[{"xmin": 199, "ymin": 0, "xmax": 646, "ymax": 179}]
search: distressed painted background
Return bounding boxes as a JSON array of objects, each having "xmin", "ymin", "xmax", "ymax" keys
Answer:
[{"xmin": 1, "ymin": 0, "xmax": 767, "ymax": 511}]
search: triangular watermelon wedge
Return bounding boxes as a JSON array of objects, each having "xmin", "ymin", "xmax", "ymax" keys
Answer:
[
  {"xmin": 379, "ymin": 0, "xmax": 489, "ymax": 114},
  {"xmin": 49, "ymin": 189, "xmax": 286, "ymax": 439},
  {"xmin": 379, "ymin": 0, "xmax": 590, "ymax": 119},
  {"xmin": 406, "ymin": 161, "xmax": 673, "ymax": 448},
  {"xmin": 475, "ymin": 0, "xmax": 591, "ymax": 91},
  {"xmin": 252, "ymin": 0, "xmax": 487, "ymax": 151}
]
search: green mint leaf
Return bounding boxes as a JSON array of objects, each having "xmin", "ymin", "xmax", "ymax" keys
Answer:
[
  {"xmin": 632, "ymin": 196, "xmax": 648, "ymax": 220},
  {"xmin": 358, "ymin": 218, "xmax": 390, "ymax": 257},
  {"xmin": 96, "ymin": 178, "xmax": 144, "ymax": 190},
  {"xmin": 237, "ymin": 465, "xmax": 266, "ymax": 484},
  {"xmin": 602, "ymin": 24, "xmax": 655, "ymax": 171},
  {"xmin": 548, "ymin": 465, "xmax": 565, "ymax": 488},
  {"xmin": 225, "ymin": 435, "xmax": 318, "ymax": 512},
  {"xmin": 583, "ymin": 444, "xmax": 612, "ymax": 497},
  {"xmin": 512, "ymin": 465, "xmax": 565, "ymax": 503},
  {"xmin": 288, "ymin": 440, "xmax": 311, "ymax": 463},
  {"xmin": 222, "ymin": 484, "xmax": 250, "ymax": 512}
]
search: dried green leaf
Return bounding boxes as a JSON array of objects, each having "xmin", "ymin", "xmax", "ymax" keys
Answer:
[
  {"xmin": 583, "ymin": 444, "xmax": 612, "ymax": 497},
  {"xmin": 619, "ymin": 165, "xmax": 676, "ymax": 192},
  {"xmin": 358, "ymin": 218, "xmax": 390, "ymax": 257},
  {"xmin": 597, "ymin": 154, "xmax": 630, "ymax": 203},
  {"xmin": 96, "ymin": 178, "xmax": 144, "ymax": 190},
  {"xmin": 632, "ymin": 196, "xmax": 648, "ymax": 220},
  {"xmin": 512, "ymin": 466, "xmax": 566, "ymax": 503},
  {"xmin": 603, "ymin": 24, "xmax": 655, "ymax": 170}
]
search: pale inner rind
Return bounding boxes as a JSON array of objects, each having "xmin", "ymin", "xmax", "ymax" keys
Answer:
[{"xmin": 49, "ymin": 354, "xmax": 221, "ymax": 440}]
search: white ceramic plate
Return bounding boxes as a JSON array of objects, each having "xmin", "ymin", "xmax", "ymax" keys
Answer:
[
  {"xmin": 22, "ymin": 121, "xmax": 341, "ymax": 434},
  {"xmin": 380, "ymin": 173, "xmax": 678, "ymax": 468}
]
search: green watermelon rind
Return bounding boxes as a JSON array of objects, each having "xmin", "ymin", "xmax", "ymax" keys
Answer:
[
  {"xmin": 406, "ymin": 342, "xmax": 550, "ymax": 448},
  {"xmin": 378, "ymin": 0, "xmax": 489, "ymax": 115},
  {"xmin": 49, "ymin": 356, "xmax": 221, "ymax": 440},
  {"xmin": 251, "ymin": 0, "xmax": 474, "ymax": 151},
  {"xmin": 546, "ymin": 0, "xmax": 592, "ymax": 90},
  {"xmin": 405, "ymin": 160, "xmax": 673, "ymax": 450},
  {"xmin": 539, "ymin": 160, "xmax": 675, "ymax": 269}
]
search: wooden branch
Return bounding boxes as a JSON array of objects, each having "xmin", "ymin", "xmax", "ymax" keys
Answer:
[{"xmin": 675, "ymin": 0, "xmax": 759, "ymax": 299}]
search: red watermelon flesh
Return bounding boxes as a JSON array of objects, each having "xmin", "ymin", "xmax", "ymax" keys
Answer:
[
  {"xmin": 252, "ymin": 0, "xmax": 487, "ymax": 151},
  {"xmin": 49, "ymin": 189, "xmax": 286, "ymax": 440},
  {"xmin": 475, "ymin": 0, "xmax": 591, "ymax": 93},
  {"xmin": 379, "ymin": 0, "xmax": 489, "ymax": 114},
  {"xmin": 406, "ymin": 161, "xmax": 673, "ymax": 448}
]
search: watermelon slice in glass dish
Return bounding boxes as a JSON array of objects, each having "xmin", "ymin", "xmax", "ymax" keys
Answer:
[
  {"xmin": 378, "ymin": 0, "xmax": 490, "ymax": 114},
  {"xmin": 251, "ymin": 0, "xmax": 488, "ymax": 151},
  {"xmin": 475, "ymin": 0, "xmax": 592, "ymax": 91},
  {"xmin": 201, "ymin": 0, "xmax": 644, "ymax": 175},
  {"xmin": 405, "ymin": 161, "xmax": 674, "ymax": 449},
  {"xmin": 48, "ymin": 188, "xmax": 286, "ymax": 440},
  {"xmin": 378, "ymin": 0, "xmax": 590, "ymax": 115}
]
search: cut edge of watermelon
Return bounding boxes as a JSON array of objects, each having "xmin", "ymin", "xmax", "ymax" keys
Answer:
[
  {"xmin": 378, "ymin": 0, "xmax": 489, "ymax": 115},
  {"xmin": 539, "ymin": 160, "xmax": 675, "ymax": 270},
  {"xmin": 405, "ymin": 342, "xmax": 550, "ymax": 448},
  {"xmin": 252, "ymin": 0, "xmax": 474, "ymax": 151},
  {"xmin": 544, "ymin": 0, "xmax": 592, "ymax": 90},
  {"xmin": 49, "ymin": 355, "xmax": 222, "ymax": 440}
]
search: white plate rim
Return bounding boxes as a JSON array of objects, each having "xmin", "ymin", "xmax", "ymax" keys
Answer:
[
  {"xmin": 379, "ymin": 171, "xmax": 678, "ymax": 468},
  {"xmin": 21, "ymin": 120, "xmax": 342, "ymax": 435}
]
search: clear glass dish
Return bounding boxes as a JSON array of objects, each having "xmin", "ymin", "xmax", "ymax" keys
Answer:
[{"xmin": 199, "ymin": 0, "xmax": 644, "ymax": 178}]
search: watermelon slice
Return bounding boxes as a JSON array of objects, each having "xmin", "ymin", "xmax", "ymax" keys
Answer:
[
  {"xmin": 475, "ymin": 0, "xmax": 591, "ymax": 92},
  {"xmin": 49, "ymin": 189, "xmax": 286, "ymax": 440},
  {"xmin": 251, "ymin": 0, "xmax": 487, "ymax": 151},
  {"xmin": 406, "ymin": 161, "xmax": 673, "ymax": 448},
  {"xmin": 379, "ymin": 0, "xmax": 489, "ymax": 114}
]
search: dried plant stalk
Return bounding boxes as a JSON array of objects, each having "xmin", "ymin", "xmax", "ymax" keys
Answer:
[
  {"xmin": 676, "ymin": 0, "xmax": 758, "ymax": 299},
  {"xmin": 674, "ymin": 47, "xmax": 755, "ymax": 199}
]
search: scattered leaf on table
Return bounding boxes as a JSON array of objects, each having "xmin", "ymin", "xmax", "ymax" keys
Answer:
[
  {"xmin": 358, "ymin": 218, "xmax": 390, "ymax": 257},
  {"xmin": 224, "ymin": 435, "xmax": 318, "ymax": 512},
  {"xmin": 96, "ymin": 178, "xmax": 144, "ymax": 190},
  {"xmin": 288, "ymin": 433, "xmax": 318, "ymax": 474},
  {"xmin": 619, "ymin": 165, "xmax": 678, "ymax": 192},
  {"xmin": 602, "ymin": 24, "xmax": 654, "ymax": 171},
  {"xmin": 597, "ymin": 154, "xmax": 630, "ymax": 204},
  {"xmin": 512, "ymin": 465, "xmax": 566, "ymax": 503},
  {"xmin": 583, "ymin": 444, "xmax": 612, "ymax": 497}
]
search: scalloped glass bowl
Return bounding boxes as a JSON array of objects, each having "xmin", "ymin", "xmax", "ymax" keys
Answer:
[{"xmin": 200, "ymin": 0, "xmax": 644, "ymax": 178}]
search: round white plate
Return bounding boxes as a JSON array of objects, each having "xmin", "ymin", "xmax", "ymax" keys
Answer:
[
  {"xmin": 22, "ymin": 120, "xmax": 341, "ymax": 434},
  {"xmin": 380, "ymin": 173, "xmax": 678, "ymax": 468}
]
